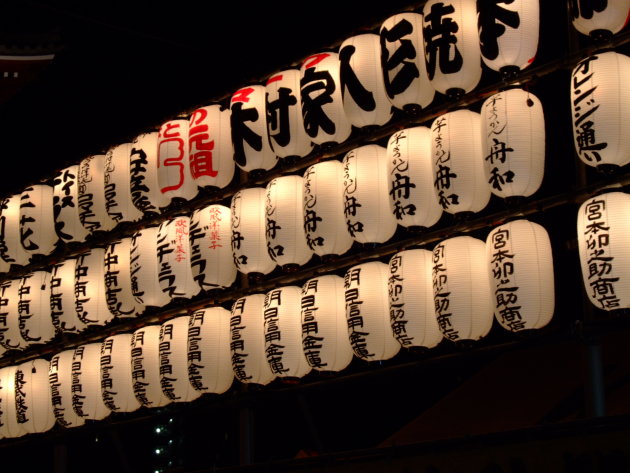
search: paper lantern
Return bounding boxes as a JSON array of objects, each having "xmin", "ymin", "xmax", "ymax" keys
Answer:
[
  {"xmin": 156, "ymin": 216, "xmax": 201, "ymax": 300},
  {"xmin": 75, "ymin": 248, "xmax": 115, "ymax": 326},
  {"xmin": 0, "ymin": 194, "xmax": 30, "ymax": 267},
  {"xmin": 380, "ymin": 11, "xmax": 436, "ymax": 112},
  {"xmin": 266, "ymin": 68, "xmax": 314, "ymax": 159},
  {"xmin": 432, "ymin": 236, "xmax": 494, "ymax": 342},
  {"xmin": 388, "ymin": 249, "xmax": 443, "ymax": 349},
  {"xmin": 15, "ymin": 358, "xmax": 55, "ymax": 434},
  {"xmin": 104, "ymin": 142, "xmax": 144, "ymax": 224},
  {"xmin": 188, "ymin": 104, "xmax": 235, "ymax": 189},
  {"xmin": 130, "ymin": 226, "xmax": 171, "ymax": 308},
  {"xmin": 52, "ymin": 165, "xmax": 89, "ymax": 243},
  {"xmin": 339, "ymin": 33, "xmax": 393, "ymax": 128},
  {"xmin": 230, "ymin": 84, "xmax": 278, "ymax": 173},
  {"xmin": 577, "ymin": 191, "xmax": 630, "ymax": 310},
  {"xmin": 386, "ymin": 127, "xmax": 442, "ymax": 229},
  {"xmin": 344, "ymin": 261, "xmax": 400, "ymax": 361},
  {"xmin": 486, "ymin": 219, "xmax": 554, "ymax": 331},
  {"xmin": 342, "ymin": 144, "xmax": 398, "ymax": 244},
  {"xmin": 19, "ymin": 184, "xmax": 58, "ymax": 258},
  {"xmin": 129, "ymin": 131, "xmax": 169, "ymax": 215},
  {"xmin": 157, "ymin": 118, "xmax": 198, "ymax": 204},
  {"xmin": 0, "ymin": 365, "xmax": 26, "ymax": 438},
  {"xmin": 189, "ymin": 205, "xmax": 237, "ymax": 291},
  {"xmin": 301, "ymin": 275, "xmax": 353, "ymax": 372},
  {"xmin": 422, "ymin": 0, "xmax": 482, "ymax": 97},
  {"xmin": 18, "ymin": 270, "xmax": 56, "ymax": 345},
  {"xmin": 0, "ymin": 279, "xmax": 28, "ymax": 351},
  {"xmin": 431, "ymin": 109, "xmax": 490, "ymax": 215},
  {"xmin": 265, "ymin": 176, "xmax": 313, "ymax": 269},
  {"xmin": 159, "ymin": 315, "xmax": 202, "ymax": 403},
  {"xmin": 49, "ymin": 349, "xmax": 85, "ymax": 428},
  {"xmin": 50, "ymin": 258, "xmax": 88, "ymax": 334},
  {"xmin": 131, "ymin": 325, "xmax": 171, "ymax": 408},
  {"xmin": 477, "ymin": 0, "xmax": 539, "ymax": 74},
  {"xmin": 571, "ymin": 0, "xmax": 630, "ymax": 38},
  {"xmin": 300, "ymin": 52, "xmax": 353, "ymax": 146},
  {"xmin": 571, "ymin": 51, "xmax": 630, "ymax": 170},
  {"xmin": 230, "ymin": 188, "xmax": 277, "ymax": 277},
  {"xmin": 104, "ymin": 238, "xmax": 145, "ymax": 318},
  {"xmin": 77, "ymin": 153, "xmax": 117, "ymax": 234},
  {"xmin": 100, "ymin": 334, "xmax": 141, "ymax": 413},
  {"xmin": 230, "ymin": 294, "xmax": 276, "ymax": 386},
  {"xmin": 302, "ymin": 160, "xmax": 354, "ymax": 258},
  {"xmin": 71, "ymin": 343, "xmax": 111, "ymax": 420},
  {"xmin": 188, "ymin": 307, "xmax": 234, "ymax": 394}
]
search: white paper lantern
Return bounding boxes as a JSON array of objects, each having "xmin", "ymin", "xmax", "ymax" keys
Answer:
[
  {"xmin": 230, "ymin": 294, "xmax": 276, "ymax": 386},
  {"xmin": 265, "ymin": 176, "xmax": 313, "ymax": 269},
  {"xmin": 302, "ymin": 160, "xmax": 354, "ymax": 258},
  {"xmin": 0, "ymin": 194, "xmax": 30, "ymax": 267},
  {"xmin": 301, "ymin": 275, "xmax": 353, "ymax": 372},
  {"xmin": 300, "ymin": 52, "xmax": 353, "ymax": 146},
  {"xmin": 0, "ymin": 279, "xmax": 27, "ymax": 351},
  {"xmin": 344, "ymin": 261, "xmax": 400, "ymax": 361},
  {"xmin": 431, "ymin": 109, "xmax": 490, "ymax": 215},
  {"xmin": 481, "ymin": 88, "xmax": 545, "ymax": 199},
  {"xmin": 422, "ymin": 0, "xmax": 482, "ymax": 97},
  {"xmin": 571, "ymin": 51, "xmax": 630, "ymax": 170},
  {"xmin": 159, "ymin": 315, "xmax": 202, "ymax": 403},
  {"xmin": 230, "ymin": 84, "xmax": 278, "ymax": 173},
  {"xmin": 230, "ymin": 188, "xmax": 277, "ymax": 277},
  {"xmin": 571, "ymin": 0, "xmax": 630, "ymax": 37},
  {"xmin": 49, "ymin": 349, "xmax": 85, "ymax": 428},
  {"xmin": 156, "ymin": 216, "xmax": 201, "ymax": 300},
  {"xmin": 0, "ymin": 365, "xmax": 26, "ymax": 438},
  {"xmin": 100, "ymin": 334, "xmax": 141, "ymax": 413},
  {"xmin": 71, "ymin": 343, "xmax": 111, "ymax": 421},
  {"xmin": 432, "ymin": 236, "xmax": 494, "ymax": 342},
  {"xmin": 18, "ymin": 270, "xmax": 55, "ymax": 345},
  {"xmin": 19, "ymin": 184, "xmax": 58, "ymax": 258},
  {"xmin": 577, "ymin": 191, "xmax": 630, "ymax": 310},
  {"xmin": 266, "ymin": 68, "xmax": 314, "ymax": 159},
  {"xmin": 380, "ymin": 11, "xmax": 436, "ymax": 112},
  {"xmin": 477, "ymin": 0, "xmax": 539, "ymax": 74},
  {"xmin": 157, "ymin": 118, "xmax": 198, "ymax": 204},
  {"xmin": 342, "ymin": 144, "xmax": 398, "ymax": 244},
  {"xmin": 130, "ymin": 226, "xmax": 172, "ymax": 308},
  {"xmin": 51, "ymin": 258, "xmax": 87, "ymax": 334},
  {"xmin": 387, "ymin": 127, "xmax": 443, "ymax": 229},
  {"xmin": 104, "ymin": 238, "xmax": 145, "ymax": 318},
  {"xmin": 130, "ymin": 131, "xmax": 169, "ymax": 215},
  {"xmin": 188, "ymin": 104, "xmax": 235, "ymax": 189},
  {"xmin": 52, "ymin": 165, "xmax": 89, "ymax": 243},
  {"xmin": 389, "ymin": 249, "xmax": 443, "ymax": 349},
  {"xmin": 75, "ymin": 248, "xmax": 115, "ymax": 326},
  {"xmin": 77, "ymin": 154, "xmax": 117, "ymax": 234},
  {"xmin": 104, "ymin": 142, "xmax": 144, "ymax": 224},
  {"xmin": 188, "ymin": 307, "xmax": 234, "ymax": 394},
  {"xmin": 15, "ymin": 358, "xmax": 55, "ymax": 434},
  {"xmin": 131, "ymin": 325, "xmax": 171, "ymax": 408}
]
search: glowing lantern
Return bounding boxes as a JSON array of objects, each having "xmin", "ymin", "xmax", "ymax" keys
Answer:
[
  {"xmin": 104, "ymin": 142, "xmax": 144, "ymax": 224},
  {"xmin": 100, "ymin": 334, "xmax": 141, "ymax": 413},
  {"xmin": 49, "ymin": 349, "xmax": 85, "ymax": 428},
  {"xmin": 71, "ymin": 343, "xmax": 111, "ymax": 420},
  {"xmin": 131, "ymin": 325, "xmax": 171, "ymax": 408},
  {"xmin": 52, "ymin": 165, "xmax": 89, "ymax": 243},
  {"xmin": 0, "ymin": 365, "xmax": 26, "ymax": 438},
  {"xmin": 18, "ymin": 270, "xmax": 56, "ymax": 345},
  {"xmin": 104, "ymin": 238, "xmax": 145, "ymax": 318},
  {"xmin": 77, "ymin": 154, "xmax": 117, "ymax": 234},
  {"xmin": 75, "ymin": 248, "xmax": 115, "ymax": 327},
  {"xmin": 129, "ymin": 131, "xmax": 169, "ymax": 215},
  {"xmin": 16, "ymin": 358, "xmax": 55, "ymax": 434},
  {"xmin": 0, "ymin": 194, "xmax": 30, "ymax": 267},
  {"xmin": 0, "ymin": 279, "xmax": 28, "ymax": 351},
  {"xmin": 50, "ymin": 258, "xmax": 88, "ymax": 334},
  {"xmin": 158, "ymin": 118, "xmax": 198, "ymax": 204},
  {"xmin": 19, "ymin": 184, "xmax": 58, "ymax": 258},
  {"xmin": 130, "ymin": 226, "xmax": 172, "ymax": 308},
  {"xmin": 571, "ymin": 0, "xmax": 630, "ymax": 39}
]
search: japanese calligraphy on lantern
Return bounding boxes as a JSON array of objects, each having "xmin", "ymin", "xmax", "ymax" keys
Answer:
[
  {"xmin": 53, "ymin": 166, "xmax": 88, "ymax": 243},
  {"xmin": 158, "ymin": 119, "xmax": 197, "ymax": 202}
]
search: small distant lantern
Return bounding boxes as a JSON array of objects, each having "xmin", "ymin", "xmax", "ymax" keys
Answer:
[
  {"xmin": 100, "ymin": 334, "xmax": 141, "ymax": 413},
  {"xmin": 71, "ymin": 343, "xmax": 111, "ymax": 421},
  {"xmin": 130, "ymin": 226, "xmax": 172, "ymax": 308},
  {"xmin": 52, "ymin": 165, "xmax": 89, "ymax": 243},
  {"xmin": 19, "ymin": 184, "xmax": 58, "ymax": 258},
  {"xmin": 300, "ymin": 52, "xmax": 353, "ymax": 146},
  {"xmin": 75, "ymin": 248, "xmax": 115, "ymax": 327},
  {"xmin": 16, "ymin": 358, "xmax": 55, "ymax": 435},
  {"xmin": 131, "ymin": 325, "xmax": 171, "ymax": 408},
  {"xmin": 0, "ymin": 279, "xmax": 28, "ymax": 351},
  {"xmin": 571, "ymin": 0, "xmax": 630, "ymax": 40},
  {"xmin": 0, "ymin": 195, "xmax": 30, "ymax": 267},
  {"xmin": 104, "ymin": 238, "xmax": 145, "ymax": 318},
  {"xmin": 0, "ymin": 365, "xmax": 26, "ymax": 438},
  {"xmin": 129, "ymin": 131, "xmax": 169, "ymax": 215},
  {"xmin": 344, "ymin": 261, "xmax": 401, "ymax": 361},
  {"xmin": 104, "ymin": 142, "xmax": 144, "ymax": 224},
  {"xmin": 51, "ymin": 258, "xmax": 87, "ymax": 333},
  {"xmin": 158, "ymin": 118, "xmax": 198, "ymax": 205},
  {"xmin": 77, "ymin": 154, "xmax": 117, "ymax": 234},
  {"xmin": 18, "ymin": 270, "xmax": 56, "ymax": 345},
  {"xmin": 49, "ymin": 349, "xmax": 85, "ymax": 428}
]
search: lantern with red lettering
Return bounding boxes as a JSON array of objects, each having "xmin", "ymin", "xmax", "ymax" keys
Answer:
[
  {"xmin": 344, "ymin": 261, "xmax": 401, "ymax": 361},
  {"xmin": 422, "ymin": 0, "xmax": 482, "ymax": 98},
  {"xmin": 159, "ymin": 315, "xmax": 202, "ymax": 403},
  {"xmin": 388, "ymin": 249, "xmax": 443, "ymax": 349},
  {"xmin": 49, "ymin": 349, "xmax": 85, "ymax": 428},
  {"xmin": 188, "ymin": 307, "xmax": 234, "ymax": 395},
  {"xmin": 188, "ymin": 104, "xmax": 235, "ymax": 190},
  {"xmin": 432, "ymin": 236, "xmax": 494, "ymax": 342},
  {"xmin": 0, "ymin": 279, "xmax": 28, "ymax": 352},
  {"xmin": 51, "ymin": 258, "xmax": 87, "ymax": 334},
  {"xmin": 230, "ymin": 85, "xmax": 278, "ymax": 173},
  {"xmin": 302, "ymin": 160, "xmax": 354, "ymax": 258},
  {"xmin": 71, "ymin": 343, "xmax": 111, "ymax": 421},
  {"xmin": 571, "ymin": 0, "xmax": 630, "ymax": 39},
  {"xmin": 78, "ymin": 154, "xmax": 117, "ymax": 234},
  {"xmin": 300, "ymin": 52, "xmax": 353, "ymax": 147},
  {"xmin": 130, "ymin": 131, "xmax": 168, "ymax": 215},
  {"xmin": 0, "ymin": 365, "xmax": 25, "ymax": 438},
  {"xmin": 343, "ymin": 144, "xmax": 398, "ymax": 244},
  {"xmin": 266, "ymin": 68, "xmax": 314, "ymax": 159},
  {"xmin": 380, "ymin": 11, "xmax": 435, "ymax": 113},
  {"xmin": 0, "ymin": 195, "xmax": 29, "ymax": 267},
  {"xmin": 265, "ymin": 176, "xmax": 313, "ymax": 270},
  {"xmin": 387, "ymin": 127, "xmax": 443, "ymax": 229},
  {"xmin": 571, "ymin": 52, "xmax": 630, "ymax": 171},
  {"xmin": 104, "ymin": 238, "xmax": 145, "ymax": 318},
  {"xmin": 481, "ymin": 88, "xmax": 545, "ymax": 199},
  {"xmin": 301, "ymin": 275, "xmax": 353, "ymax": 373},
  {"xmin": 53, "ymin": 165, "xmax": 89, "ymax": 243},
  {"xmin": 104, "ymin": 142, "xmax": 144, "ymax": 225},
  {"xmin": 131, "ymin": 325, "xmax": 171, "ymax": 408},
  {"xmin": 100, "ymin": 334, "xmax": 141, "ymax": 413},
  {"xmin": 130, "ymin": 226, "xmax": 172, "ymax": 308},
  {"xmin": 230, "ymin": 294, "xmax": 276, "ymax": 386},
  {"xmin": 158, "ymin": 118, "xmax": 198, "ymax": 205},
  {"xmin": 16, "ymin": 358, "xmax": 55, "ymax": 435},
  {"xmin": 75, "ymin": 248, "xmax": 115, "ymax": 327},
  {"xmin": 19, "ymin": 184, "xmax": 58, "ymax": 258},
  {"xmin": 431, "ymin": 109, "xmax": 490, "ymax": 216},
  {"xmin": 18, "ymin": 270, "xmax": 56, "ymax": 346}
]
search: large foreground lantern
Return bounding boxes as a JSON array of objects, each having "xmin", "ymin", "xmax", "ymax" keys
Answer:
[
  {"xmin": 53, "ymin": 165, "xmax": 89, "ymax": 244},
  {"xmin": 71, "ymin": 343, "xmax": 111, "ymax": 421},
  {"xmin": 104, "ymin": 142, "xmax": 144, "ymax": 225},
  {"xmin": 75, "ymin": 248, "xmax": 115, "ymax": 327},
  {"xmin": 0, "ymin": 194, "xmax": 30, "ymax": 267},
  {"xmin": 130, "ymin": 226, "xmax": 172, "ymax": 308},
  {"xmin": 129, "ymin": 131, "xmax": 169, "ymax": 216},
  {"xmin": 131, "ymin": 325, "xmax": 171, "ymax": 408},
  {"xmin": 16, "ymin": 358, "xmax": 55, "ymax": 435},
  {"xmin": 51, "ymin": 258, "xmax": 87, "ymax": 333},
  {"xmin": 78, "ymin": 154, "xmax": 117, "ymax": 235},
  {"xmin": 100, "ymin": 334, "xmax": 141, "ymax": 413},
  {"xmin": 571, "ymin": 0, "xmax": 630, "ymax": 39},
  {"xmin": 18, "ymin": 270, "xmax": 55, "ymax": 345},
  {"xmin": 158, "ymin": 118, "xmax": 198, "ymax": 205},
  {"xmin": 104, "ymin": 238, "xmax": 145, "ymax": 318},
  {"xmin": 49, "ymin": 349, "xmax": 85, "ymax": 428}
]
